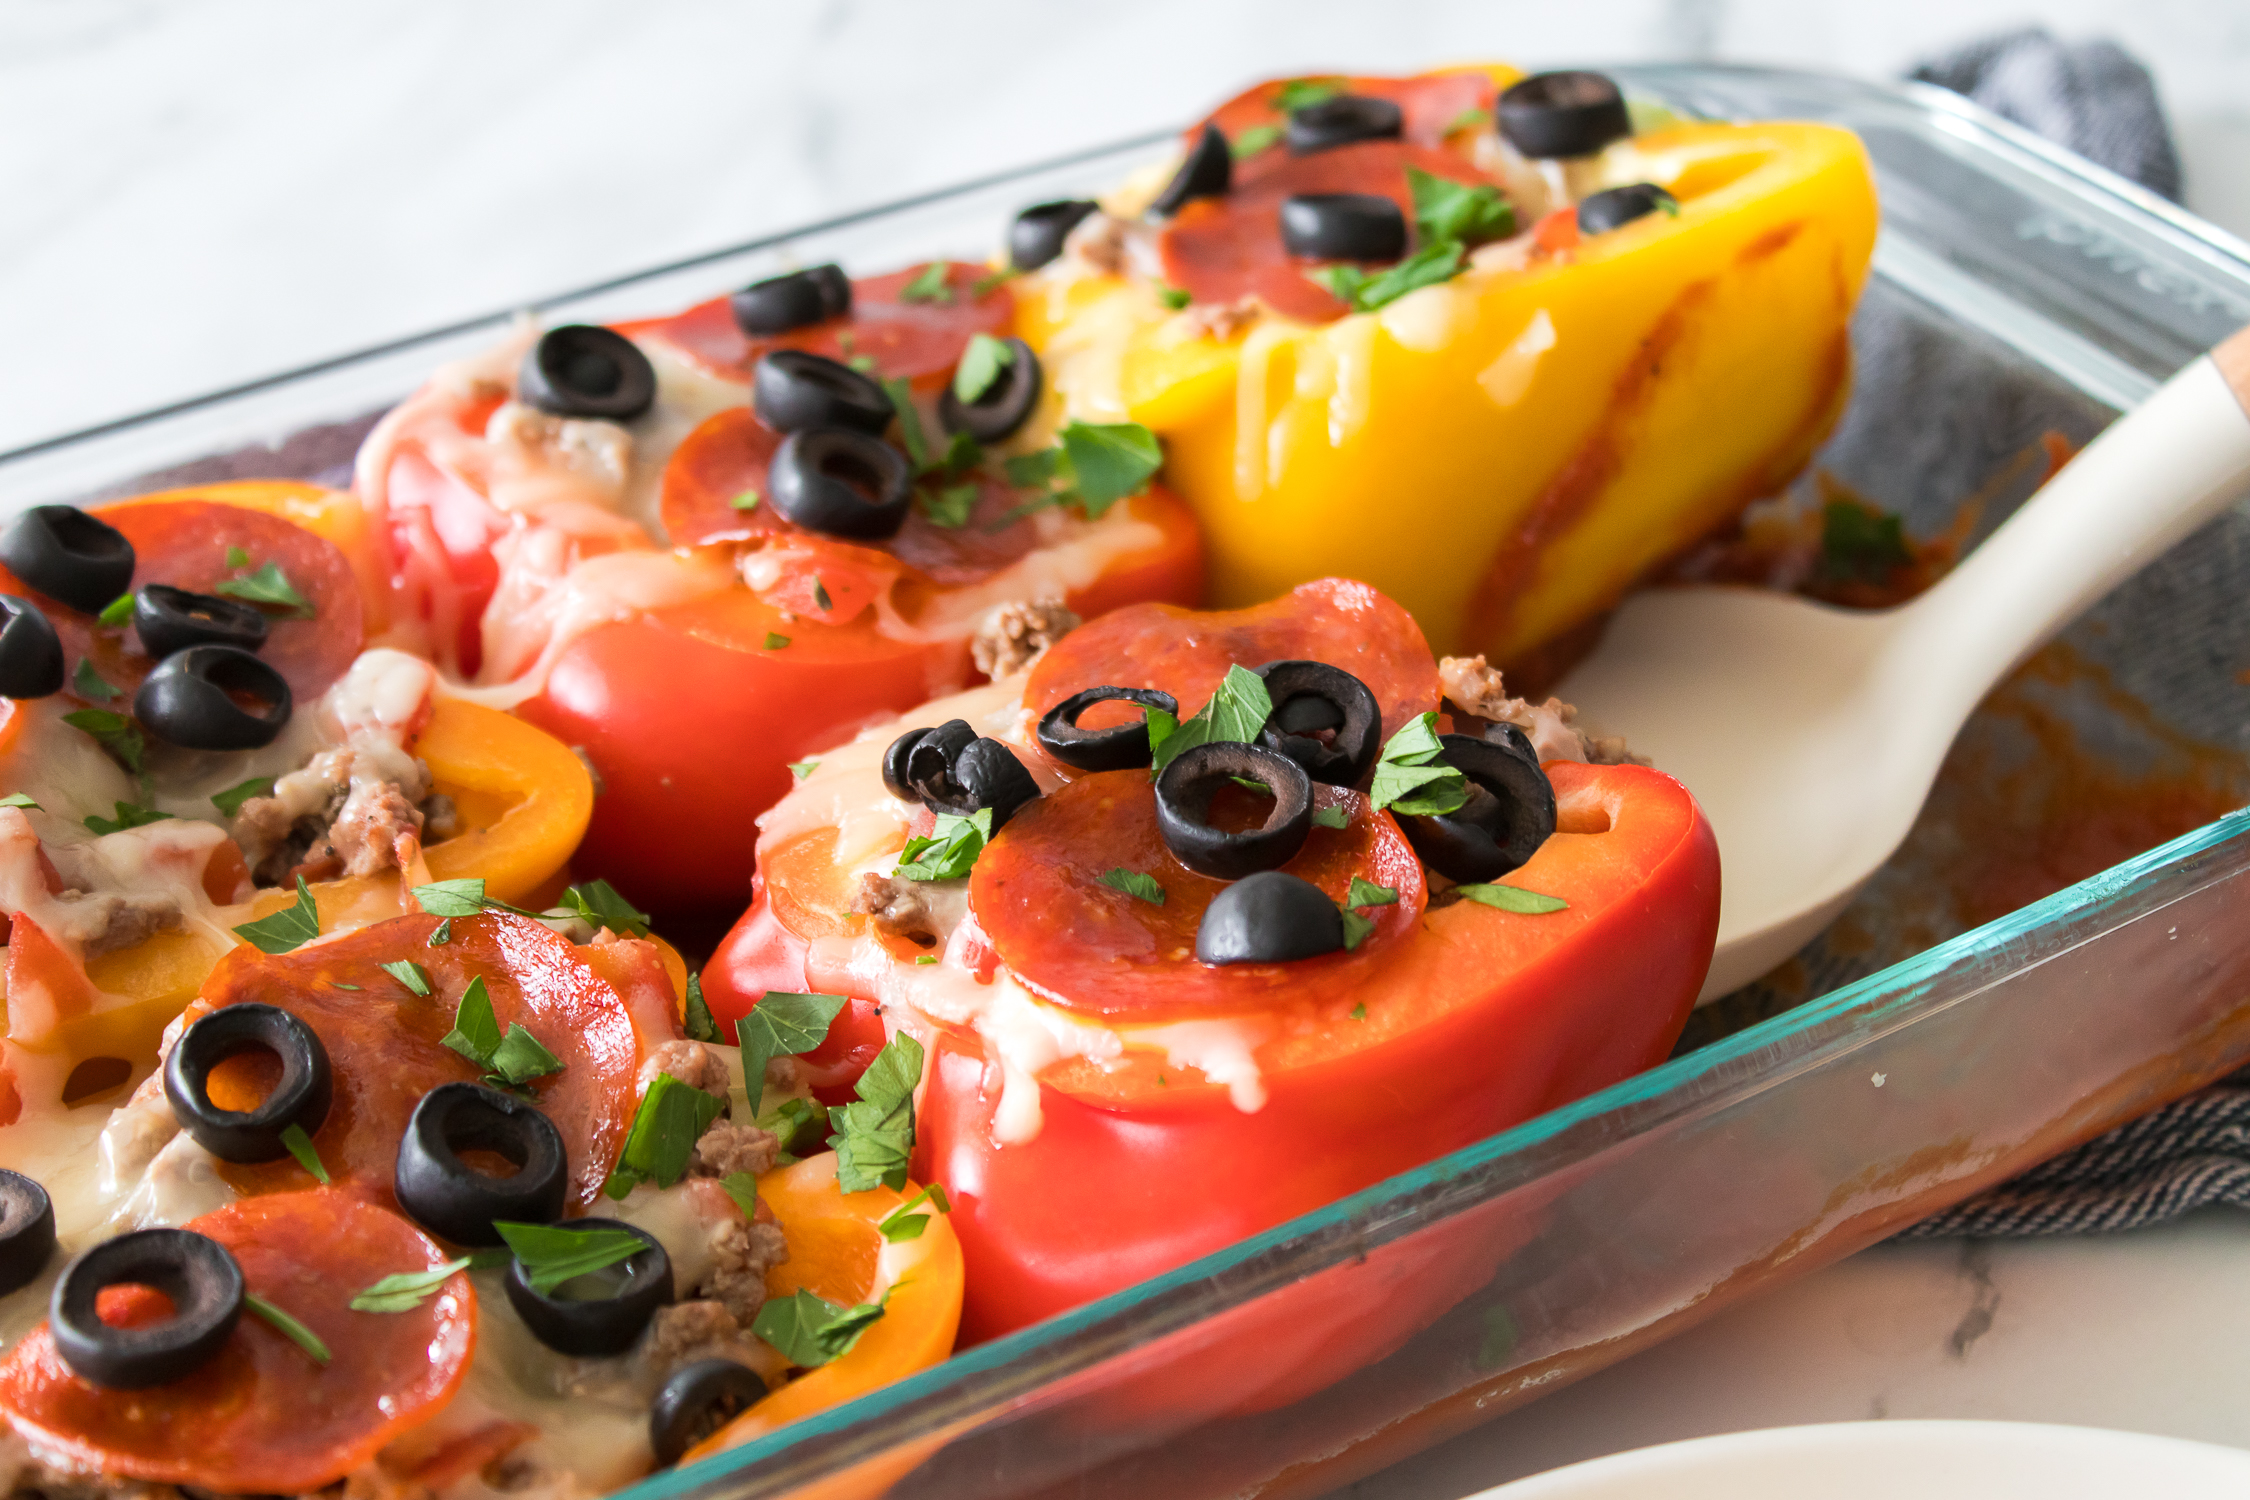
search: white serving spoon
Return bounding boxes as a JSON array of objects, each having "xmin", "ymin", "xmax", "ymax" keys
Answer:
[{"xmin": 1558, "ymin": 327, "xmax": 2250, "ymax": 1002}]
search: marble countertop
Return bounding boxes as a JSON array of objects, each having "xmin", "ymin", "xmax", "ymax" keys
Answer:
[{"xmin": 7, "ymin": 4, "xmax": 2250, "ymax": 1496}]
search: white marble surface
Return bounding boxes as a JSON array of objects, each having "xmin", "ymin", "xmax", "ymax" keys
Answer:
[{"xmin": 7, "ymin": 5, "xmax": 2250, "ymax": 1498}]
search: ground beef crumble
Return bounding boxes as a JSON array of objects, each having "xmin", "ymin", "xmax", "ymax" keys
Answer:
[
  {"xmin": 971, "ymin": 599, "xmax": 1080, "ymax": 680},
  {"xmin": 1437, "ymin": 655, "xmax": 1646, "ymax": 767},
  {"xmin": 1182, "ymin": 297, "xmax": 1261, "ymax": 340},
  {"xmin": 230, "ymin": 747, "xmax": 450, "ymax": 887},
  {"xmin": 851, "ymin": 873, "xmax": 939, "ymax": 946}
]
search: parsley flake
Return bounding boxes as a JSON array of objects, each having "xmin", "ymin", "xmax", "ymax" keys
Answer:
[
  {"xmin": 969, "ymin": 266, "xmax": 1019, "ymax": 299},
  {"xmin": 1453, "ymin": 883, "xmax": 1571, "ymax": 915},
  {"xmin": 719, "ymin": 1172, "xmax": 758, "ymax": 1218},
  {"xmin": 1311, "ymin": 804, "xmax": 1348, "ymax": 830},
  {"xmin": 827, "ymin": 1031, "xmax": 924, "ymax": 1194},
  {"xmin": 753, "ymin": 1286, "xmax": 890, "ymax": 1368},
  {"xmin": 735, "ymin": 992, "xmax": 846, "ymax": 1114},
  {"xmin": 878, "ymin": 1183, "xmax": 952, "ymax": 1243},
  {"xmin": 1339, "ymin": 907, "xmax": 1377, "ymax": 952},
  {"xmin": 245, "ymin": 1294, "xmax": 329, "ymax": 1364},
  {"xmin": 604, "ymin": 1072, "xmax": 728, "ymax": 1196},
  {"xmin": 1157, "ymin": 285, "xmax": 1193, "ymax": 311},
  {"xmin": 787, "ymin": 759, "xmax": 819, "ymax": 781},
  {"xmin": 729, "ymin": 489, "xmax": 761, "ymax": 511},
  {"xmin": 280, "ymin": 1123, "xmax": 330, "ymax": 1183},
  {"xmin": 233, "ymin": 876, "xmax": 321, "ymax": 955},
  {"xmin": 913, "ymin": 954, "xmax": 939, "ymax": 965},
  {"xmin": 1097, "ymin": 868, "xmax": 1165, "ymax": 905},
  {"xmin": 952, "ymin": 333, "xmax": 1015, "ymax": 405},
  {"xmin": 0, "ymin": 793, "xmax": 37, "ymax": 811},
  {"xmin": 224, "ymin": 546, "xmax": 250, "ymax": 568},
  {"xmin": 682, "ymin": 971, "xmax": 719, "ymax": 1043},
  {"xmin": 1273, "ymin": 77, "xmax": 1346, "ymax": 112},
  {"xmin": 1446, "ymin": 106, "xmax": 1489, "ymax": 135},
  {"xmin": 380, "ymin": 959, "xmax": 431, "ymax": 995},
  {"xmin": 899, "ymin": 262, "xmax": 955, "ymax": 305},
  {"xmin": 71, "ymin": 658, "xmax": 119, "ymax": 702},
  {"xmin": 1820, "ymin": 501, "xmax": 1914, "ymax": 583},
  {"xmin": 1369, "ymin": 712, "xmax": 1469, "ymax": 816},
  {"xmin": 990, "ymin": 420, "xmax": 1163, "ymax": 527},
  {"xmin": 557, "ymin": 878, "xmax": 650, "ymax": 936},
  {"xmin": 1347, "ymin": 876, "xmax": 1399, "ymax": 908},
  {"xmin": 427, "ymin": 918, "xmax": 452, "ymax": 947},
  {"xmin": 1150, "ymin": 664, "xmax": 1272, "ymax": 775},
  {"xmin": 61, "ymin": 708, "xmax": 143, "ymax": 772},
  {"xmin": 1313, "ymin": 240, "xmax": 1465, "ymax": 314},
  {"xmin": 1350, "ymin": 1002, "xmax": 1368, "ymax": 1021},
  {"xmin": 494, "ymin": 1220, "xmax": 653, "ymax": 1296},
  {"xmin": 895, "ymin": 807, "xmax": 991, "ymax": 882},
  {"xmin": 214, "ymin": 560, "xmax": 313, "ymax": 617},
  {"xmin": 211, "ymin": 775, "xmax": 274, "ymax": 817},
  {"xmin": 84, "ymin": 801, "xmax": 168, "ymax": 836},
  {"xmin": 1408, "ymin": 166, "xmax": 1515, "ymax": 247},
  {"xmin": 1230, "ymin": 124, "xmax": 1282, "ymax": 159},
  {"xmin": 759, "ymin": 1096, "xmax": 831, "ymax": 1157},
  {"xmin": 918, "ymin": 481, "xmax": 979, "ymax": 530},
  {"xmin": 410, "ymin": 877, "xmax": 540, "ymax": 920},
  {"xmin": 96, "ymin": 593, "xmax": 134, "ymax": 627},
  {"xmin": 440, "ymin": 975, "xmax": 563, "ymax": 1089},
  {"xmin": 351, "ymin": 1258, "xmax": 470, "ymax": 1313},
  {"xmin": 764, "ymin": 632, "xmax": 791, "ymax": 650}
]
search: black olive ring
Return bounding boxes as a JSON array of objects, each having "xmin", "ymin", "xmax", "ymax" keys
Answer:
[
  {"xmin": 50, "ymin": 1229, "xmax": 244, "ymax": 1389},
  {"xmin": 133, "ymin": 644, "xmax": 292, "ymax": 751},
  {"xmin": 1286, "ymin": 94, "xmax": 1405, "ymax": 155},
  {"xmin": 1255, "ymin": 660, "xmax": 1382, "ymax": 788},
  {"xmin": 394, "ymin": 1082, "xmax": 569, "ymax": 1247},
  {"xmin": 0, "ymin": 506, "xmax": 135, "ymax": 617},
  {"xmin": 883, "ymin": 719, "xmax": 968, "ymax": 802},
  {"xmin": 1279, "ymin": 193, "xmax": 1407, "ymax": 262},
  {"xmin": 730, "ymin": 264, "xmax": 852, "ymax": 337},
  {"xmin": 1397, "ymin": 727, "xmax": 1558, "ymax": 883},
  {"xmin": 518, "ymin": 325, "xmax": 658, "ymax": 423},
  {"xmin": 1009, "ymin": 199, "xmax": 1100, "ymax": 272},
  {"xmin": 164, "ymin": 1003, "xmax": 334, "ymax": 1164},
  {"xmin": 1036, "ymin": 686, "xmax": 1179, "ymax": 772},
  {"xmin": 0, "ymin": 595, "xmax": 64, "ymax": 701},
  {"xmin": 903, "ymin": 722, "xmax": 1042, "ymax": 831},
  {"xmin": 134, "ymin": 584, "xmax": 269, "ymax": 661},
  {"xmin": 0, "ymin": 1168, "xmax": 57, "ymax": 1297},
  {"xmin": 649, "ymin": 1358, "xmax": 769, "ymax": 1467},
  {"xmin": 767, "ymin": 428, "xmax": 914, "ymax": 541},
  {"xmin": 937, "ymin": 336, "xmax": 1042, "ymax": 444},
  {"xmin": 1497, "ymin": 70, "xmax": 1632, "ymax": 160},
  {"xmin": 1150, "ymin": 124, "xmax": 1232, "ymax": 217},
  {"xmin": 1154, "ymin": 740, "xmax": 1314, "ymax": 880},
  {"xmin": 503, "ymin": 1217, "xmax": 673, "ymax": 1358},
  {"xmin": 754, "ymin": 350, "xmax": 893, "ymax": 437},
  {"xmin": 1577, "ymin": 182, "xmax": 1678, "ymax": 237},
  {"xmin": 1196, "ymin": 870, "xmax": 1347, "ymax": 966}
]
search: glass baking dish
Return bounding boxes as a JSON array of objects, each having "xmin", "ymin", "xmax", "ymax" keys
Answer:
[{"xmin": 8, "ymin": 63, "xmax": 2250, "ymax": 1500}]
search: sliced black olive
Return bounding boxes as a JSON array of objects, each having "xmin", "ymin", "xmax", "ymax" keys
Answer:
[
  {"xmin": 134, "ymin": 644, "xmax": 291, "ymax": 751},
  {"xmin": 0, "ymin": 506, "xmax": 134, "ymax": 616},
  {"xmin": 1279, "ymin": 194, "xmax": 1406, "ymax": 262},
  {"xmin": 767, "ymin": 428, "xmax": 913, "ymax": 542},
  {"xmin": 394, "ymin": 1082, "xmax": 568, "ymax": 1247},
  {"xmin": 50, "ymin": 1229, "xmax": 243, "ymax": 1388},
  {"xmin": 164, "ymin": 1003, "xmax": 333, "ymax": 1164},
  {"xmin": 1286, "ymin": 94, "xmax": 1405, "ymax": 155},
  {"xmin": 1497, "ymin": 71, "xmax": 1632, "ymax": 159},
  {"xmin": 133, "ymin": 584, "xmax": 269, "ymax": 660},
  {"xmin": 881, "ymin": 726, "xmax": 928, "ymax": 801},
  {"xmin": 1195, "ymin": 870, "xmax": 1344, "ymax": 965},
  {"xmin": 730, "ymin": 264, "xmax": 853, "ymax": 337},
  {"xmin": 753, "ymin": 350, "xmax": 893, "ymax": 437},
  {"xmin": 937, "ymin": 336, "xmax": 1042, "ymax": 444},
  {"xmin": 1397, "ymin": 728, "xmax": 1558, "ymax": 882},
  {"xmin": 0, "ymin": 1169, "xmax": 56, "ymax": 1297},
  {"xmin": 1155, "ymin": 741, "xmax": 1313, "ymax": 880},
  {"xmin": 1254, "ymin": 661, "xmax": 1381, "ymax": 787},
  {"xmin": 518, "ymin": 325, "xmax": 657, "ymax": 422},
  {"xmin": 1036, "ymin": 686, "xmax": 1179, "ymax": 772},
  {"xmin": 900, "ymin": 719, "xmax": 977, "ymax": 801},
  {"xmin": 1150, "ymin": 125, "xmax": 1231, "ymax": 217},
  {"xmin": 907, "ymin": 727, "xmax": 1041, "ymax": 831},
  {"xmin": 503, "ymin": 1217, "xmax": 672, "ymax": 1357},
  {"xmin": 1009, "ymin": 199, "xmax": 1100, "ymax": 271},
  {"xmin": 649, "ymin": 1358, "xmax": 768, "ymax": 1466},
  {"xmin": 1576, "ymin": 183, "xmax": 1677, "ymax": 236},
  {"xmin": 0, "ymin": 596, "xmax": 64, "ymax": 700}
]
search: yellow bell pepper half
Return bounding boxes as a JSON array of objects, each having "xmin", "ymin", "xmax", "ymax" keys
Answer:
[
  {"xmin": 1018, "ymin": 110, "xmax": 1878, "ymax": 679},
  {"xmin": 12, "ymin": 698, "xmax": 590, "ymax": 1080},
  {"xmin": 690, "ymin": 1153, "xmax": 964, "ymax": 1459}
]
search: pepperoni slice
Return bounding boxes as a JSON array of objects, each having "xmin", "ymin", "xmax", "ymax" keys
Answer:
[
  {"xmin": 624, "ymin": 262, "xmax": 1012, "ymax": 388},
  {"xmin": 184, "ymin": 912, "xmax": 641, "ymax": 1212},
  {"xmin": 1198, "ymin": 71, "xmax": 1498, "ymax": 182},
  {"xmin": 1160, "ymin": 141, "xmax": 1505, "ymax": 322},
  {"xmin": 1025, "ymin": 578, "xmax": 1439, "ymax": 752},
  {"xmin": 0, "ymin": 1188, "xmax": 473, "ymax": 1494},
  {"xmin": 0, "ymin": 500, "xmax": 366, "ymax": 706},
  {"xmin": 660, "ymin": 406, "xmax": 1054, "ymax": 587},
  {"xmin": 971, "ymin": 772, "xmax": 1424, "ymax": 1021}
]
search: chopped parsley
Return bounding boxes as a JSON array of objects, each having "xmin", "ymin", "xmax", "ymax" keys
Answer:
[
  {"xmin": 1312, "ymin": 239, "xmax": 1466, "ymax": 314},
  {"xmin": 427, "ymin": 918, "xmax": 453, "ymax": 947},
  {"xmin": 1453, "ymin": 883, "xmax": 1570, "ymax": 915},
  {"xmin": 0, "ymin": 794, "xmax": 37, "ymax": 811},
  {"xmin": 787, "ymin": 759, "xmax": 819, "ymax": 781},
  {"xmin": 604, "ymin": 1071, "xmax": 728, "ymax": 1197},
  {"xmin": 556, "ymin": 878, "xmax": 650, "ymax": 937},
  {"xmin": 350, "ymin": 1257, "xmax": 470, "ymax": 1314},
  {"xmin": 719, "ymin": 1171, "xmax": 758, "ymax": 1218},
  {"xmin": 329, "ymin": 982, "xmax": 361, "ymax": 991},
  {"xmin": 214, "ymin": 560, "xmax": 313, "ymax": 617},
  {"xmin": 827, "ymin": 1031, "xmax": 924, "ymax": 1193},
  {"xmin": 969, "ymin": 266, "xmax": 1019, "ymax": 299},
  {"xmin": 682, "ymin": 971, "xmax": 718, "ymax": 1043},
  {"xmin": 233, "ymin": 876, "xmax": 321, "ymax": 955},
  {"xmin": 1339, "ymin": 907, "xmax": 1376, "ymax": 951},
  {"xmin": 895, "ymin": 807, "xmax": 992, "ymax": 882},
  {"xmin": 1408, "ymin": 166, "xmax": 1515, "ymax": 247},
  {"xmin": 83, "ymin": 801, "xmax": 168, "ymax": 836},
  {"xmin": 764, "ymin": 632, "xmax": 791, "ymax": 651},
  {"xmin": 1350, "ymin": 1002, "xmax": 1368, "ymax": 1021},
  {"xmin": 1230, "ymin": 124, "xmax": 1281, "ymax": 159},
  {"xmin": 71, "ymin": 659, "xmax": 119, "ymax": 702},
  {"xmin": 735, "ymin": 991, "xmax": 846, "ymax": 1114},
  {"xmin": 729, "ymin": 489, "xmax": 761, "ymax": 511},
  {"xmin": 1347, "ymin": 876, "xmax": 1399, "ymax": 908},
  {"xmin": 878, "ymin": 1183, "xmax": 952, "ymax": 1243},
  {"xmin": 1446, "ymin": 106, "xmax": 1489, "ymax": 135},
  {"xmin": 952, "ymin": 333, "xmax": 1015, "ymax": 404},
  {"xmin": 440, "ymin": 976, "xmax": 564, "ymax": 1089},
  {"xmin": 993, "ymin": 420, "xmax": 1163, "ymax": 527},
  {"xmin": 494, "ymin": 1220, "xmax": 652, "ymax": 1296},
  {"xmin": 224, "ymin": 546, "xmax": 249, "ymax": 568},
  {"xmin": 410, "ymin": 877, "xmax": 540, "ymax": 920},
  {"xmin": 1311, "ymin": 804, "xmax": 1348, "ymax": 830},
  {"xmin": 917, "ymin": 481, "xmax": 979, "ymax": 530},
  {"xmin": 913, "ymin": 954, "xmax": 939, "ymax": 965},
  {"xmin": 61, "ymin": 708, "xmax": 143, "ymax": 772},
  {"xmin": 1369, "ymin": 712, "xmax": 1469, "ymax": 816},
  {"xmin": 1273, "ymin": 77, "xmax": 1346, "ymax": 112},
  {"xmin": 1097, "ymin": 868, "xmax": 1165, "ymax": 905},
  {"xmin": 1157, "ymin": 285, "xmax": 1193, "ymax": 310},
  {"xmin": 379, "ymin": 959, "xmax": 432, "ymax": 996},
  {"xmin": 898, "ymin": 262, "xmax": 954, "ymax": 305},
  {"xmin": 96, "ymin": 593, "xmax": 134, "ymax": 627},
  {"xmin": 280, "ymin": 1123, "xmax": 329, "ymax": 1184},
  {"xmin": 211, "ymin": 775, "xmax": 274, "ymax": 817},
  {"xmin": 1820, "ymin": 501, "xmax": 1914, "ymax": 583},
  {"xmin": 1148, "ymin": 663, "xmax": 1272, "ymax": 775},
  {"xmin": 753, "ymin": 1286, "xmax": 890, "ymax": 1368},
  {"xmin": 245, "ymin": 1294, "xmax": 329, "ymax": 1364},
  {"xmin": 759, "ymin": 1096, "xmax": 831, "ymax": 1158}
]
